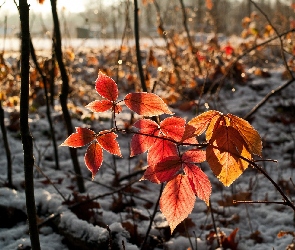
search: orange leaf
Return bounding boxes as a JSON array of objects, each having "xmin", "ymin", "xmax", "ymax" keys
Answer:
[
  {"xmin": 95, "ymin": 72, "xmax": 118, "ymax": 101},
  {"xmin": 206, "ymin": 126, "xmax": 251, "ymax": 186},
  {"xmin": 206, "ymin": 0, "xmax": 213, "ymax": 10},
  {"xmin": 97, "ymin": 130, "xmax": 122, "ymax": 157},
  {"xmin": 85, "ymin": 142, "xmax": 103, "ymax": 180},
  {"xmin": 226, "ymin": 114, "xmax": 262, "ymax": 156},
  {"xmin": 160, "ymin": 174, "xmax": 196, "ymax": 233},
  {"xmin": 124, "ymin": 92, "xmax": 173, "ymax": 116},
  {"xmin": 188, "ymin": 110, "xmax": 222, "ymax": 136},
  {"xmin": 86, "ymin": 100, "xmax": 113, "ymax": 113},
  {"xmin": 60, "ymin": 127, "xmax": 95, "ymax": 147},
  {"xmin": 205, "ymin": 113, "xmax": 224, "ymax": 141}
]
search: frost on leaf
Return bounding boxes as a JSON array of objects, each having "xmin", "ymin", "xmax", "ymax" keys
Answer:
[
  {"xmin": 160, "ymin": 174, "xmax": 196, "ymax": 233},
  {"xmin": 97, "ymin": 131, "xmax": 122, "ymax": 157},
  {"xmin": 226, "ymin": 113, "xmax": 262, "ymax": 156},
  {"xmin": 85, "ymin": 142, "xmax": 103, "ymax": 180},
  {"xmin": 60, "ymin": 127, "xmax": 95, "ymax": 148},
  {"xmin": 95, "ymin": 72, "xmax": 118, "ymax": 101},
  {"xmin": 124, "ymin": 92, "xmax": 173, "ymax": 116},
  {"xmin": 206, "ymin": 126, "xmax": 251, "ymax": 186}
]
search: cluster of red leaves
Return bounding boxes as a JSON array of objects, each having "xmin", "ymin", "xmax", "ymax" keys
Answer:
[{"xmin": 61, "ymin": 72, "xmax": 262, "ymax": 233}]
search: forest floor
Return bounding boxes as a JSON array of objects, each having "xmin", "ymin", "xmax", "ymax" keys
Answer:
[{"xmin": 1, "ymin": 37, "xmax": 295, "ymax": 250}]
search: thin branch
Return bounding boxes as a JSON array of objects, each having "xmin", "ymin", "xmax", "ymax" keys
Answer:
[
  {"xmin": 237, "ymin": 154, "xmax": 295, "ymax": 211},
  {"xmin": 34, "ymin": 164, "xmax": 67, "ymax": 202},
  {"xmin": 179, "ymin": 0, "xmax": 202, "ymax": 74},
  {"xmin": 250, "ymin": 0, "xmax": 292, "ymax": 78},
  {"xmin": 134, "ymin": 0, "xmax": 147, "ymax": 92},
  {"xmin": 233, "ymin": 200, "xmax": 289, "ymax": 205},
  {"xmin": 141, "ymin": 183, "xmax": 164, "ymax": 250},
  {"xmin": 244, "ymin": 78, "xmax": 295, "ymax": 120}
]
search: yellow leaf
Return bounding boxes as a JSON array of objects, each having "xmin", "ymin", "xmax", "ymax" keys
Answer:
[
  {"xmin": 188, "ymin": 110, "xmax": 222, "ymax": 136},
  {"xmin": 206, "ymin": 126, "xmax": 251, "ymax": 186},
  {"xmin": 226, "ymin": 114, "xmax": 262, "ymax": 156}
]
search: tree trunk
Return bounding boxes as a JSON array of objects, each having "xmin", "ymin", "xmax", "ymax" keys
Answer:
[
  {"xmin": 19, "ymin": 1, "xmax": 41, "ymax": 249},
  {"xmin": 50, "ymin": 0, "xmax": 85, "ymax": 193}
]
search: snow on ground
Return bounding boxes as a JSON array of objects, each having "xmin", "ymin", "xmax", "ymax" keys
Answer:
[{"xmin": 1, "ymin": 37, "xmax": 295, "ymax": 250}]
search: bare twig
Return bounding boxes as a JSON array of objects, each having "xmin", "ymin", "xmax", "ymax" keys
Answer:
[
  {"xmin": 250, "ymin": 0, "xmax": 292, "ymax": 78},
  {"xmin": 34, "ymin": 164, "xmax": 67, "ymax": 202},
  {"xmin": 244, "ymin": 78, "xmax": 295, "ymax": 120},
  {"xmin": 179, "ymin": 0, "xmax": 202, "ymax": 75},
  {"xmin": 134, "ymin": 0, "xmax": 147, "ymax": 92},
  {"xmin": 141, "ymin": 183, "xmax": 164, "ymax": 250}
]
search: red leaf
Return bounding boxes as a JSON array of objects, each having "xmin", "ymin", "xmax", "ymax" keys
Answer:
[
  {"xmin": 130, "ymin": 119, "xmax": 160, "ymax": 156},
  {"xmin": 130, "ymin": 134, "xmax": 155, "ymax": 156},
  {"xmin": 147, "ymin": 137, "xmax": 178, "ymax": 167},
  {"xmin": 141, "ymin": 164, "xmax": 161, "ymax": 183},
  {"xmin": 95, "ymin": 72, "xmax": 118, "ymax": 101},
  {"xmin": 181, "ymin": 124, "xmax": 198, "ymax": 144},
  {"xmin": 85, "ymin": 142, "xmax": 103, "ymax": 180},
  {"xmin": 133, "ymin": 119, "xmax": 159, "ymax": 133},
  {"xmin": 160, "ymin": 117, "xmax": 186, "ymax": 142},
  {"xmin": 97, "ymin": 130, "xmax": 122, "ymax": 156},
  {"xmin": 182, "ymin": 149, "xmax": 206, "ymax": 163},
  {"xmin": 160, "ymin": 174, "xmax": 196, "ymax": 233},
  {"xmin": 184, "ymin": 163, "xmax": 211, "ymax": 205},
  {"xmin": 86, "ymin": 100, "xmax": 113, "ymax": 113},
  {"xmin": 124, "ymin": 92, "xmax": 173, "ymax": 116},
  {"xmin": 112, "ymin": 104, "xmax": 123, "ymax": 114},
  {"xmin": 144, "ymin": 156, "xmax": 181, "ymax": 183},
  {"xmin": 61, "ymin": 127, "xmax": 95, "ymax": 147}
]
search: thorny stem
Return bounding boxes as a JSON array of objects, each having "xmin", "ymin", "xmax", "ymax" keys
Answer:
[{"xmin": 141, "ymin": 183, "xmax": 164, "ymax": 250}]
